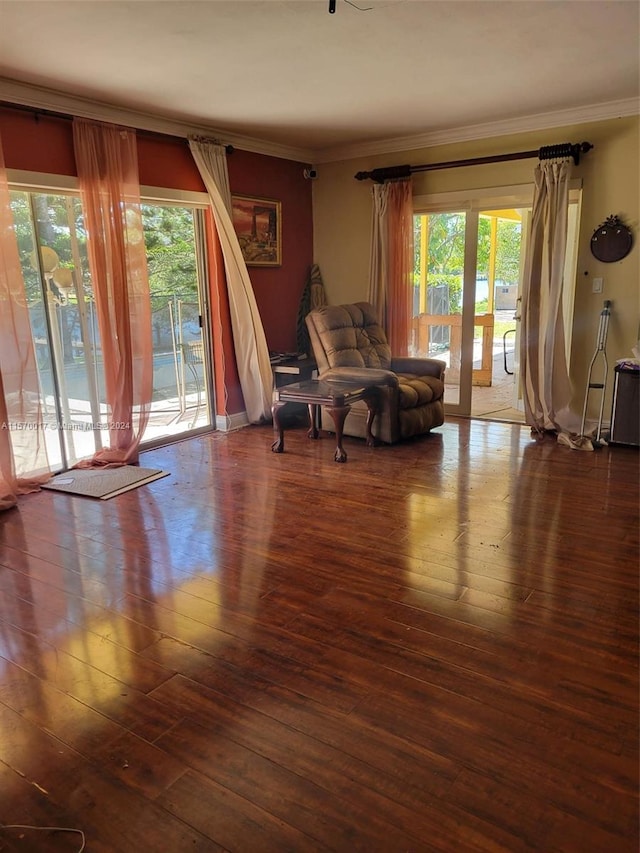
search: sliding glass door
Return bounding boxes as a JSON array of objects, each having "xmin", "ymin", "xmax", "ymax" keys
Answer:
[
  {"xmin": 472, "ymin": 207, "xmax": 526, "ymax": 419},
  {"xmin": 11, "ymin": 189, "xmax": 104, "ymax": 468},
  {"xmin": 142, "ymin": 202, "xmax": 213, "ymax": 441},
  {"xmin": 413, "ymin": 187, "xmax": 581, "ymax": 420},
  {"xmin": 411, "ymin": 209, "xmax": 478, "ymax": 412},
  {"xmin": 9, "ymin": 185, "xmax": 213, "ymax": 470}
]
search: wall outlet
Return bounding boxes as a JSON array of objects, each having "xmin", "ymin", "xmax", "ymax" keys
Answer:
[{"xmin": 592, "ymin": 277, "xmax": 604, "ymax": 293}]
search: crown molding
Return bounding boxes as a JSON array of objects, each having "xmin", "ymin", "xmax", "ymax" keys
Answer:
[
  {"xmin": 0, "ymin": 77, "xmax": 313, "ymax": 164},
  {"xmin": 2, "ymin": 78, "xmax": 637, "ymax": 168},
  {"xmin": 312, "ymin": 97, "xmax": 640, "ymax": 164}
]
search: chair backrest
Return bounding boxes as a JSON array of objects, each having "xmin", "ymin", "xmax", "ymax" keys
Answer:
[
  {"xmin": 181, "ymin": 340, "xmax": 204, "ymax": 365},
  {"xmin": 306, "ymin": 302, "xmax": 392, "ymax": 372}
]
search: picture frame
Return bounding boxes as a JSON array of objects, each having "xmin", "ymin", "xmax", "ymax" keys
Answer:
[{"xmin": 231, "ymin": 195, "xmax": 282, "ymax": 267}]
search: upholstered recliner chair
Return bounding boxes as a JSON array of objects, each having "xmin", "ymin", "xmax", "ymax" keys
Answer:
[{"xmin": 305, "ymin": 302, "xmax": 445, "ymax": 445}]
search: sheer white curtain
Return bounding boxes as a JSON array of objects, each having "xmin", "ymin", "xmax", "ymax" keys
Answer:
[
  {"xmin": 188, "ymin": 138, "xmax": 272, "ymax": 424},
  {"xmin": 520, "ymin": 157, "xmax": 578, "ymax": 438}
]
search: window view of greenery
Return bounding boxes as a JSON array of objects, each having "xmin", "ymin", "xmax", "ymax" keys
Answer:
[
  {"xmin": 11, "ymin": 191, "xmax": 89, "ymax": 366},
  {"xmin": 141, "ymin": 203, "xmax": 206, "ymax": 426},
  {"xmin": 477, "ymin": 217, "xmax": 521, "ymax": 297},
  {"xmin": 413, "ymin": 211, "xmax": 522, "ymax": 348},
  {"xmin": 143, "ymin": 203, "xmax": 201, "ymax": 347},
  {"xmin": 414, "ymin": 212, "xmax": 521, "ymax": 313},
  {"xmin": 414, "ymin": 212, "xmax": 466, "ymax": 316}
]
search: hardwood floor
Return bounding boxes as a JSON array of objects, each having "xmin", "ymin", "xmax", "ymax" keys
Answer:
[{"xmin": 0, "ymin": 417, "xmax": 638, "ymax": 852}]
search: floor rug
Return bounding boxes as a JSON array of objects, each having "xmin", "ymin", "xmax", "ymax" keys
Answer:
[{"xmin": 42, "ymin": 466, "xmax": 169, "ymax": 500}]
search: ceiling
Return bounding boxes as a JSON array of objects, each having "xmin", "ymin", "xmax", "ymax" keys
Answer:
[{"xmin": 0, "ymin": 0, "xmax": 638, "ymax": 161}]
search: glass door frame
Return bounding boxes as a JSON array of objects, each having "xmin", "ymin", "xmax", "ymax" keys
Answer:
[
  {"xmin": 138, "ymin": 188, "xmax": 216, "ymax": 448},
  {"xmin": 414, "ymin": 181, "xmax": 582, "ymax": 418},
  {"xmin": 457, "ymin": 208, "xmax": 479, "ymax": 417},
  {"xmin": 9, "ymin": 173, "xmax": 102, "ymax": 469}
]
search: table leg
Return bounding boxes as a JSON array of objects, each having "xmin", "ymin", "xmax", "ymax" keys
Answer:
[
  {"xmin": 364, "ymin": 391, "xmax": 379, "ymax": 447},
  {"xmin": 271, "ymin": 401, "xmax": 286, "ymax": 453},
  {"xmin": 327, "ymin": 404, "xmax": 350, "ymax": 462},
  {"xmin": 307, "ymin": 403, "xmax": 319, "ymax": 439}
]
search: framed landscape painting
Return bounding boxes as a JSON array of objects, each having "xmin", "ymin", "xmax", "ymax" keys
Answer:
[{"xmin": 231, "ymin": 195, "xmax": 282, "ymax": 266}]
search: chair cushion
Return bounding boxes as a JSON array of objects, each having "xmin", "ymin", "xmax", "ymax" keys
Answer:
[
  {"xmin": 397, "ymin": 373, "xmax": 445, "ymax": 409},
  {"xmin": 311, "ymin": 303, "xmax": 392, "ymax": 370}
]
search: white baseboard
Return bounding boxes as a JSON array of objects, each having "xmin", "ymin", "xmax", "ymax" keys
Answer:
[{"xmin": 216, "ymin": 411, "xmax": 249, "ymax": 432}]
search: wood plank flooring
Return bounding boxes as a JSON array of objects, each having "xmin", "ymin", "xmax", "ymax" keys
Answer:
[{"xmin": 0, "ymin": 417, "xmax": 638, "ymax": 852}]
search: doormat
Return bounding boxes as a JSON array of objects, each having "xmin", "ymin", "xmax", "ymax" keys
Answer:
[{"xmin": 42, "ymin": 466, "xmax": 170, "ymax": 500}]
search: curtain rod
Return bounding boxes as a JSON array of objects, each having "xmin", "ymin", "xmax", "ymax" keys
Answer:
[
  {"xmin": 354, "ymin": 141, "xmax": 593, "ymax": 183},
  {"xmin": 0, "ymin": 100, "xmax": 234, "ymax": 153}
]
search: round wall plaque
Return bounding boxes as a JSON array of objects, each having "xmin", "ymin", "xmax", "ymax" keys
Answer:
[{"xmin": 590, "ymin": 215, "xmax": 633, "ymax": 263}]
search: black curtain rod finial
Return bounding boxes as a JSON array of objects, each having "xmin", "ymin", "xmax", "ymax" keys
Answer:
[
  {"xmin": 538, "ymin": 141, "xmax": 593, "ymax": 165},
  {"xmin": 355, "ymin": 164, "xmax": 412, "ymax": 183}
]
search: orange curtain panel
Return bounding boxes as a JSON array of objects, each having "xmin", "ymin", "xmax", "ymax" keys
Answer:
[{"xmin": 72, "ymin": 118, "xmax": 153, "ymax": 465}]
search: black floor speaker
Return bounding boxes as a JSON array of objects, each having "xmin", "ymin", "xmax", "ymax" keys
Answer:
[{"xmin": 609, "ymin": 365, "xmax": 639, "ymax": 447}]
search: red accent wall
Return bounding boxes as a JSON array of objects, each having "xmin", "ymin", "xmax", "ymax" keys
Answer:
[
  {"xmin": 0, "ymin": 109, "xmax": 76, "ymax": 175},
  {"xmin": 137, "ymin": 134, "xmax": 207, "ymax": 192},
  {"xmin": 0, "ymin": 106, "xmax": 314, "ymax": 415},
  {"xmin": 228, "ymin": 150, "xmax": 313, "ymax": 353}
]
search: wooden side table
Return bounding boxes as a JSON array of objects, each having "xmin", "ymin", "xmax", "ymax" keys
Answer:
[
  {"xmin": 271, "ymin": 379, "xmax": 378, "ymax": 463},
  {"xmin": 271, "ymin": 356, "xmax": 318, "ymax": 428}
]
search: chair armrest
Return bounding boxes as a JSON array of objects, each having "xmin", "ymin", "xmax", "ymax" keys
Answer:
[
  {"xmin": 390, "ymin": 357, "xmax": 446, "ymax": 379},
  {"xmin": 320, "ymin": 366, "xmax": 399, "ymax": 388}
]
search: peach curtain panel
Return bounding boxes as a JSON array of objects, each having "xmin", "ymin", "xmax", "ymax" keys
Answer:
[
  {"xmin": 72, "ymin": 118, "xmax": 153, "ymax": 465},
  {"xmin": 519, "ymin": 158, "xmax": 576, "ymax": 438},
  {"xmin": 0, "ymin": 135, "xmax": 51, "ymax": 511},
  {"xmin": 368, "ymin": 179, "xmax": 413, "ymax": 355}
]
